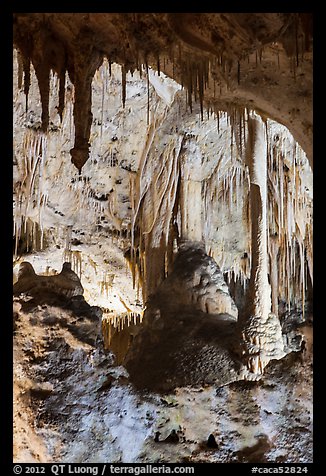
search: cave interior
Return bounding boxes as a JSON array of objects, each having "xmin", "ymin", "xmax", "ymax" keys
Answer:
[{"xmin": 12, "ymin": 13, "xmax": 313, "ymax": 464}]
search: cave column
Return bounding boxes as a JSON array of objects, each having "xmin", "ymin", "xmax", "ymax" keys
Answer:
[
  {"xmin": 241, "ymin": 113, "xmax": 285, "ymax": 375},
  {"xmin": 178, "ymin": 138, "xmax": 203, "ymax": 242},
  {"xmin": 180, "ymin": 179, "xmax": 202, "ymax": 241}
]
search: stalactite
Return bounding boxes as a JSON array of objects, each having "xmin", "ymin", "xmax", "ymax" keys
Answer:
[
  {"xmin": 13, "ymin": 130, "xmax": 49, "ymax": 257},
  {"xmin": 68, "ymin": 33, "xmax": 102, "ymax": 172},
  {"xmin": 187, "ymin": 60, "xmax": 193, "ymax": 113},
  {"xmin": 99, "ymin": 61, "xmax": 107, "ymax": 142},
  {"xmin": 33, "ymin": 61, "xmax": 50, "ymax": 132},
  {"xmin": 198, "ymin": 62, "xmax": 204, "ymax": 120},
  {"xmin": 157, "ymin": 55, "xmax": 161, "ymax": 76},
  {"xmin": 121, "ymin": 64, "xmax": 126, "ymax": 108},
  {"xmin": 266, "ymin": 128, "xmax": 312, "ymax": 315},
  {"xmin": 57, "ymin": 69, "xmax": 66, "ymax": 122},
  {"xmin": 99, "ymin": 271, "xmax": 115, "ymax": 297},
  {"xmin": 17, "ymin": 49, "xmax": 24, "ymax": 90},
  {"xmin": 101, "ymin": 310, "xmax": 144, "ymax": 350},
  {"xmin": 63, "ymin": 249, "xmax": 82, "ymax": 278},
  {"xmin": 23, "ymin": 56, "xmax": 31, "ymax": 113},
  {"xmin": 146, "ymin": 62, "xmax": 150, "ymax": 125}
]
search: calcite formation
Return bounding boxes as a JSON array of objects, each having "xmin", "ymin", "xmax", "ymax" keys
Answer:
[
  {"xmin": 14, "ymin": 261, "xmax": 84, "ymax": 298},
  {"xmin": 151, "ymin": 242, "xmax": 238, "ymax": 319},
  {"xmin": 13, "ymin": 13, "xmax": 313, "ymax": 169},
  {"xmin": 12, "ymin": 13, "xmax": 313, "ymax": 463},
  {"xmin": 238, "ymin": 114, "xmax": 285, "ymax": 374},
  {"xmin": 240, "ymin": 312, "xmax": 286, "ymax": 375},
  {"xmin": 13, "ymin": 13, "xmax": 312, "ymax": 377}
]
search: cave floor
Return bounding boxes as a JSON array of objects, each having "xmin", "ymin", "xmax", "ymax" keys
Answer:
[{"xmin": 13, "ymin": 290, "xmax": 312, "ymax": 463}]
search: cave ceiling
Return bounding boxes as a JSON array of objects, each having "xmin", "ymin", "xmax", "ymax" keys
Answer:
[{"xmin": 13, "ymin": 13, "xmax": 313, "ymax": 170}]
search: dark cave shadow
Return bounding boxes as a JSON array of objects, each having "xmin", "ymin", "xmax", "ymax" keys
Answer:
[{"xmin": 124, "ymin": 309, "xmax": 244, "ymax": 394}]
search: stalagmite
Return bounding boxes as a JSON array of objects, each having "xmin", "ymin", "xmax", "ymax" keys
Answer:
[{"xmin": 240, "ymin": 113, "xmax": 285, "ymax": 375}]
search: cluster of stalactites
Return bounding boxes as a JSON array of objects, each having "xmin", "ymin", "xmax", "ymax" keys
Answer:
[
  {"xmin": 127, "ymin": 109, "xmax": 249, "ymax": 302},
  {"xmin": 13, "ymin": 59, "xmax": 133, "ymax": 259},
  {"xmin": 13, "ymin": 43, "xmax": 312, "ymax": 315},
  {"xmin": 128, "ymin": 107, "xmax": 312, "ymax": 316},
  {"xmin": 128, "ymin": 111, "xmax": 184, "ymax": 301},
  {"xmin": 267, "ymin": 132, "xmax": 312, "ymax": 314},
  {"xmin": 14, "ymin": 11, "xmax": 311, "ymax": 172},
  {"xmin": 63, "ymin": 248, "xmax": 83, "ymax": 279},
  {"xmin": 101, "ymin": 310, "xmax": 144, "ymax": 349},
  {"xmin": 99, "ymin": 272, "xmax": 115, "ymax": 297},
  {"xmin": 15, "ymin": 45, "xmax": 154, "ymax": 173},
  {"xmin": 203, "ymin": 109, "xmax": 251, "ymax": 288},
  {"xmin": 202, "ymin": 111, "xmax": 312, "ymax": 316},
  {"xmin": 13, "ymin": 130, "xmax": 48, "ymax": 258},
  {"xmin": 12, "ymin": 50, "xmax": 245, "ymax": 173}
]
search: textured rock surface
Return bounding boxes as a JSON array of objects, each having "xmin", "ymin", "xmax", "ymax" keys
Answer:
[
  {"xmin": 13, "ymin": 290, "xmax": 313, "ymax": 463},
  {"xmin": 150, "ymin": 242, "xmax": 238, "ymax": 318},
  {"xmin": 125, "ymin": 243, "xmax": 242, "ymax": 391},
  {"xmin": 240, "ymin": 313, "xmax": 286, "ymax": 376}
]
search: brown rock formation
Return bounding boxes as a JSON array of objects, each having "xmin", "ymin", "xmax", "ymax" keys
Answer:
[{"xmin": 13, "ymin": 261, "xmax": 84, "ymax": 298}]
